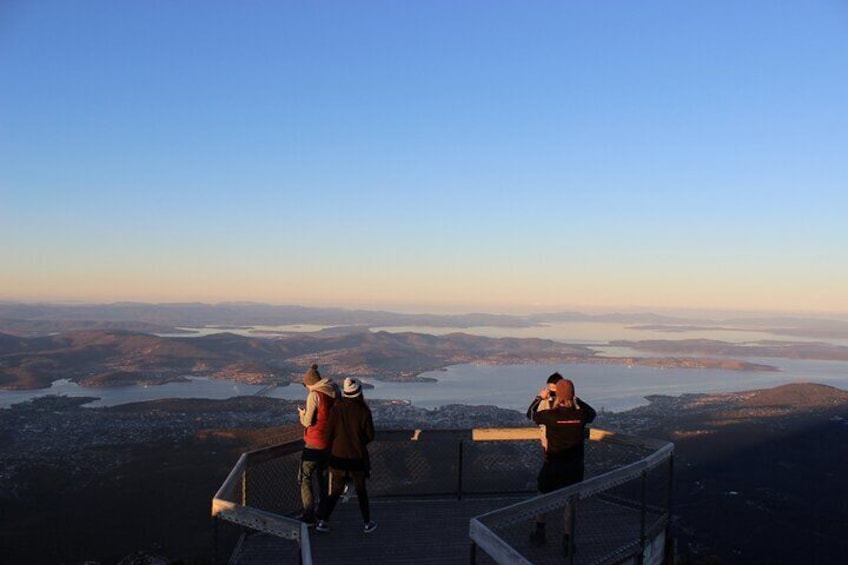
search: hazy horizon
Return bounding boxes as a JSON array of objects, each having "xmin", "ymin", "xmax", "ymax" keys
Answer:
[
  {"xmin": 2, "ymin": 298, "xmax": 847, "ymax": 321},
  {"xmin": 2, "ymin": 2, "xmax": 846, "ymax": 313}
]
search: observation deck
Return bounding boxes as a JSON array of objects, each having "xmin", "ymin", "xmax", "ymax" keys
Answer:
[{"xmin": 212, "ymin": 425, "xmax": 674, "ymax": 564}]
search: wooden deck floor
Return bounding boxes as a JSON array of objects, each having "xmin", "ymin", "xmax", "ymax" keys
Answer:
[
  {"xmin": 230, "ymin": 495, "xmax": 524, "ymax": 565},
  {"xmin": 228, "ymin": 494, "xmax": 661, "ymax": 564}
]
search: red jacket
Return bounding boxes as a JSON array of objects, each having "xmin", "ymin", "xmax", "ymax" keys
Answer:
[{"xmin": 300, "ymin": 378, "xmax": 337, "ymax": 449}]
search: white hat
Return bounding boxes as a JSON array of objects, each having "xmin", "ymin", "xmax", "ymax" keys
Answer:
[{"xmin": 343, "ymin": 377, "xmax": 362, "ymax": 398}]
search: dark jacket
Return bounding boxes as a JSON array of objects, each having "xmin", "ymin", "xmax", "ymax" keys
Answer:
[
  {"xmin": 525, "ymin": 394, "xmax": 557, "ymax": 420},
  {"xmin": 532, "ymin": 398, "xmax": 596, "ymax": 462},
  {"xmin": 325, "ymin": 395, "xmax": 375, "ymax": 472}
]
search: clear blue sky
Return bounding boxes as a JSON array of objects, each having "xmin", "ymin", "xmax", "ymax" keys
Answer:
[{"xmin": 2, "ymin": 1, "xmax": 846, "ymax": 314}]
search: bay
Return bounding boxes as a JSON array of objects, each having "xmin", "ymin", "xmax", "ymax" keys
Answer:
[
  {"xmin": 3, "ymin": 322, "xmax": 847, "ymax": 411},
  {"xmin": 274, "ymin": 358, "xmax": 848, "ymax": 413},
  {"xmin": 4, "ymin": 357, "xmax": 847, "ymax": 413}
]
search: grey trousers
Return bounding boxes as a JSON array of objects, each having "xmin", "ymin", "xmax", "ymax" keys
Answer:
[{"xmin": 299, "ymin": 449, "xmax": 328, "ymax": 520}]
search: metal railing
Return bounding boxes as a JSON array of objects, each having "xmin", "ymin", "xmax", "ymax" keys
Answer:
[
  {"xmin": 470, "ymin": 429, "xmax": 674, "ymax": 564},
  {"xmin": 211, "ymin": 425, "xmax": 673, "ymax": 564}
]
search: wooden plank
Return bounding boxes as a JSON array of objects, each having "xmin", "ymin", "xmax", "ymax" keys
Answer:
[{"xmin": 472, "ymin": 428, "xmax": 539, "ymax": 441}]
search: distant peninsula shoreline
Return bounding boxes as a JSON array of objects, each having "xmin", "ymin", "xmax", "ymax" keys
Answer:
[
  {"xmin": 5, "ymin": 300, "xmax": 848, "ymax": 391},
  {"xmin": 0, "ymin": 328, "xmax": 784, "ymax": 392}
]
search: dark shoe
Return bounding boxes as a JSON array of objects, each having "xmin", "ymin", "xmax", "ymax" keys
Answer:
[
  {"xmin": 299, "ymin": 516, "xmax": 316, "ymax": 528},
  {"xmin": 363, "ymin": 521, "xmax": 377, "ymax": 534},
  {"xmin": 316, "ymin": 520, "xmax": 331, "ymax": 533},
  {"xmin": 296, "ymin": 512, "xmax": 316, "ymax": 527},
  {"xmin": 529, "ymin": 528, "xmax": 546, "ymax": 546}
]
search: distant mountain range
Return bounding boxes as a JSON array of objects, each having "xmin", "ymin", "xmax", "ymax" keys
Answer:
[
  {"xmin": 2, "ymin": 301, "xmax": 848, "ymax": 339},
  {"xmin": 0, "ymin": 302, "xmax": 533, "ymax": 331},
  {"xmin": 611, "ymin": 338, "xmax": 848, "ymax": 362}
]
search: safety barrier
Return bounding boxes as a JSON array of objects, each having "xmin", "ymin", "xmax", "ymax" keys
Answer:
[
  {"xmin": 211, "ymin": 425, "xmax": 673, "ymax": 564},
  {"xmin": 470, "ymin": 428, "xmax": 674, "ymax": 564}
]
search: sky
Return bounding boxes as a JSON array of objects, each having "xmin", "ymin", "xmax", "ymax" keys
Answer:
[{"xmin": 1, "ymin": 1, "xmax": 847, "ymax": 315}]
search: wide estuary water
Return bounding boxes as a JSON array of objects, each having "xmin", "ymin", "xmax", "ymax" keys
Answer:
[{"xmin": 3, "ymin": 322, "xmax": 848, "ymax": 412}]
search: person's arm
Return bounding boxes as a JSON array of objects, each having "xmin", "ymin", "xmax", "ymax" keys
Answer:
[
  {"xmin": 576, "ymin": 397, "xmax": 597, "ymax": 424},
  {"xmin": 363, "ymin": 408, "xmax": 375, "ymax": 445},
  {"xmin": 299, "ymin": 391, "xmax": 318, "ymax": 427},
  {"xmin": 526, "ymin": 387, "xmax": 550, "ymax": 420},
  {"xmin": 532, "ymin": 407, "xmax": 551, "ymax": 426},
  {"xmin": 323, "ymin": 405, "xmax": 336, "ymax": 446},
  {"xmin": 526, "ymin": 396, "xmax": 542, "ymax": 420}
]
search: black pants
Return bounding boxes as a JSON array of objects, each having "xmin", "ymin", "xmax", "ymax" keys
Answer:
[
  {"xmin": 318, "ymin": 468, "xmax": 370, "ymax": 523},
  {"xmin": 537, "ymin": 458, "xmax": 583, "ymax": 493}
]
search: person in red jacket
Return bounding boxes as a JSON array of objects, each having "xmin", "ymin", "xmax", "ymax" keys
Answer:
[
  {"xmin": 530, "ymin": 378, "xmax": 596, "ymax": 556},
  {"xmin": 316, "ymin": 377, "xmax": 377, "ymax": 534},
  {"xmin": 297, "ymin": 364, "xmax": 337, "ymax": 526}
]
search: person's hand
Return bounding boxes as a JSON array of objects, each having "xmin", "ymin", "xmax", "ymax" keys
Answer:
[
  {"xmin": 297, "ymin": 406, "xmax": 305, "ymax": 417},
  {"xmin": 538, "ymin": 387, "xmax": 550, "ymax": 398}
]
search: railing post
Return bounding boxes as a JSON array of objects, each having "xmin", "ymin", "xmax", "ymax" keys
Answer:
[
  {"xmin": 300, "ymin": 522, "xmax": 313, "ymax": 565},
  {"xmin": 566, "ymin": 493, "xmax": 577, "ymax": 565},
  {"xmin": 469, "ymin": 540, "xmax": 477, "ymax": 564},
  {"xmin": 212, "ymin": 515, "xmax": 219, "ymax": 565},
  {"xmin": 639, "ymin": 468, "xmax": 648, "ymax": 565},
  {"xmin": 668, "ymin": 453, "xmax": 675, "ymax": 512},
  {"xmin": 241, "ymin": 464, "xmax": 250, "ymax": 547},
  {"xmin": 665, "ymin": 454, "xmax": 676, "ymax": 565},
  {"xmin": 457, "ymin": 439, "xmax": 464, "ymax": 500},
  {"xmin": 242, "ymin": 466, "xmax": 248, "ymax": 506}
]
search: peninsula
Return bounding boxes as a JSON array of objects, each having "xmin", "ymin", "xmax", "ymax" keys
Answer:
[{"xmin": 0, "ymin": 328, "xmax": 777, "ymax": 391}]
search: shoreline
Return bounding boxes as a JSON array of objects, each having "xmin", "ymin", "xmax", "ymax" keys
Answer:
[{"xmin": 0, "ymin": 353, "xmax": 780, "ymax": 393}]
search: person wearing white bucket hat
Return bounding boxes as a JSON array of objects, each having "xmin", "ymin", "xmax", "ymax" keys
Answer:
[{"xmin": 316, "ymin": 377, "xmax": 377, "ymax": 534}]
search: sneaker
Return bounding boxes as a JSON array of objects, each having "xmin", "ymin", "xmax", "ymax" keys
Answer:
[
  {"xmin": 316, "ymin": 520, "xmax": 331, "ymax": 533},
  {"xmin": 363, "ymin": 521, "xmax": 377, "ymax": 534},
  {"xmin": 529, "ymin": 529, "xmax": 546, "ymax": 546}
]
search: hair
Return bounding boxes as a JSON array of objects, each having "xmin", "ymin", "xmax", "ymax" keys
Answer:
[
  {"xmin": 555, "ymin": 379, "xmax": 576, "ymax": 408},
  {"xmin": 546, "ymin": 372, "xmax": 564, "ymax": 385},
  {"xmin": 348, "ymin": 393, "xmax": 368, "ymax": 405}
]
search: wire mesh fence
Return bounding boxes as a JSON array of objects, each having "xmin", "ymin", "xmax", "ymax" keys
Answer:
[
  {"xmin": 470, "ymin": 435, "xmax": 674, "ymax": 565},
  {"xmin": 212, "ymin": 425, "xmax": 673, "ymax": 564}
]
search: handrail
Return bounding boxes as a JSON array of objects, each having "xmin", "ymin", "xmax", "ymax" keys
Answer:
[
  {"xmin": 212, "ymin": 452, "xmax": 247, "ymax": 506},
  {"xmin": 469, "ymin": 429, "xmax": 674, "ymax": 565},
  {"xmin": 212, "ymin": 426, "xmax": 673, "ymax": 565}
]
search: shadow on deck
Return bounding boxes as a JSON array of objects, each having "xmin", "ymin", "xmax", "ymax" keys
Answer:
[{"xmin": 231, "ymin": 496, "xmax": 521, "ymax": 565}]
